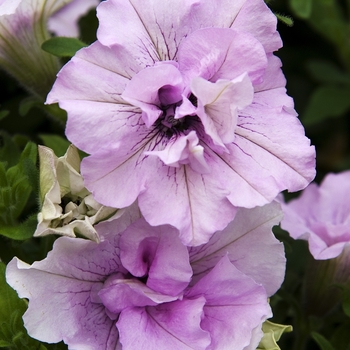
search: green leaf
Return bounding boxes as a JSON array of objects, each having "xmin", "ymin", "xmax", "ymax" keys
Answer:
[
  {"xmin": 0, "ymin": 142, "xmax": 38, "ymax": 225},
  {"xmin": 306, "ymin": 60, "xmax": 350, "ymax": 85},
  {"xmin": 311, "ymin": 332, "xmax": 335, "ymax": 350},
  {"xmin": 39, "ymin": 134, "xmax": 70, "ymax": 157},
  {"xmin": 0, "ymin": 214, "xmax": 37, "ymax": 240},
  {"xmin": 290, "ymin": 0, "xmax": 313, "ymax": 18},
  {"xmin": 302, "ymin": 85, "xmax": 350, "ymax": 126},
  {"xmin": 41, "ymin": 37, "xmax": 87, "ymax": 58},
  {"xmin": 275, "ymin": 13, "xmax": 294, "ymax": 26},
  {"xmin": 0, "ymin": 262, "xmax": 46, "ymax": 349}
]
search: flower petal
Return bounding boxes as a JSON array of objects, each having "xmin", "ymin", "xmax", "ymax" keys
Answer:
[
  {"xmin": 121, "ymin": 62, "xmax": 184, "ymax": 127},
  {"xmin": 119, "ymin": 219, "xmax": 192, "ymax": 296},
  {"xmin": 117, "ymin": 298, "xmax": 210, "ymax": 350},
  {"xmin": 189, "ymin": 201, "xmax": 285, "ymax": 296},
  {"xmin": 178, "ymin": 28, "xmax": 267, "ymax": 85},
  {"xmin": 186, "ymin": 255, "xmax": 271, "ymax": 350},
  {"xmin": 5, "ymin": 237, "xmax": 123, "ymax": 348},
  {"xmin": 146, "ymin": 131, "xmax": 210, "ymax": 174},
  {"xmin": 99, "ymin": 275, "xmax": 179, "ymax": 313},
  {"xmin": 281, "ymin": 171, "xmax": 350, "ymax": 259},
  {"xmin": 138, "ymin": 158, "xmax": 237, "ymax": 246},
  {"xmin": 231, "ymin": 0, "xmax": 282, "ymax": 53},
  {"xmin": 192, "ymin": 73, "xmax": 254, "ymax": 147}
]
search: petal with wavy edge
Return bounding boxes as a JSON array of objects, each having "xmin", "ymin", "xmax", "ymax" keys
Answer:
[
  {"xmin": 178, "ymin": 28, "xmax": 267, "ymax": 86},
  {"xmin": 5, "ymin": 237, "xmax": 123, "ymax": 348},
  {"xmin": 119, "ymin": 219, "xmax": 192, "ymax": 296},
  {"xmin": 99, "ymin": 275, "xmax": 179, "ymax": 313},
  {"xmin": 231, "ymin": 0, "xmax": 282, "ymax": 53},
  {"xmin": 186, "ymin": 256, "xmax": 271, "ymax": 350},
  {"xmin": 97, "ymin": 0, "xmax": 280, "ymax": 61},
  {"xmin": 138, "ymin": 157, "xmax": 237, "ymax": 246},
  {"xmin": 192, "ymin": 73, "xmax": 254, "ymax": 147},
  {"xmin": 146, "ymin": 131, "xmax": 210, "ymax": 174},
  {"xmin": 121, "ymin": 62, "xmax": 184, "ymax": 127},
  {"xmin": 117, "ymin": 298, "xmax": 210, "ymax": 350},
  {"xmin": 281, "ymin": 171, "xmax": 350, "ymax": 259},
  {"xmin": 189, "ymin": 201, "xmax": 285, "ymax": 296}
]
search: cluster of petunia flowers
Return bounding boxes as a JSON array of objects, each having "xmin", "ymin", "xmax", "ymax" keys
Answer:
[{"xmin": 5, "ymin": 0, "xmax": 319, "ymax": 349}]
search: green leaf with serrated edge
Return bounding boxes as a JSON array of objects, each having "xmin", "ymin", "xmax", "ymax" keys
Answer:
[
  {"xmin": 275, "ymin": 13, "xmax": 294, "ymax": 27},
  {"xmin": 0, "ymin": 214, "xmax": 37, "ymax": 240},
  {"xmin": 302, "ymin": 85, "xmax": 350, "ymax": 126},
  {"xmin": 306, "ymin": 60, "xmax": 350, "ymax": 85},
  {"xmin": 41, "ymin": 37, "xmax": 87, "ymax": 58},
  {"xmin": 39, "ymin": 134, "xmax": 70, "ymax": 157},
  {"xmin": 0, "ymin": 262, "xmax": 46, "ymax": 349},
  {"xmin": 290, "ymin": 0, "xmax": 312, "ymax": 18},
  {"xmin": 312, "ymin": 332, "xmax": 335, "ymax": 350}
]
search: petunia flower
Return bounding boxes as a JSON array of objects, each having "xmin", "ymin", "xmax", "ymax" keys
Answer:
[
  {"xmin": 6, "ymin": 201, "xmax": 285, "ymax": 350},
  {"xmin": 35, "ymin": 144, "xmax": 120, "ymax": 242},
  {"xmin": 280, "ymin": 171, "xmax": 350, "ymax": 260},
  {"xmin": 47, "ymin": 0, "xmax": 316, "ymax": 246},
  {"xmin": 0, "ymin": 0, "xmax": 98, "ymax": 98}
]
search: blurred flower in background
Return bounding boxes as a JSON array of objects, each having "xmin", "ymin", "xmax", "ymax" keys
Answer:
[{"xmin": 0, "ymin": 0, "xmax": 98, "ymax": 99}]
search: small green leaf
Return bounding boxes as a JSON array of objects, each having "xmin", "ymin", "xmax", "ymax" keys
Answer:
[
  {"xmin": 302, "ymin": 85, "xmax": 350, "ymax": 126},
  {"xmin": 312, "ymin": 332, "xmax": 335, "ymax": 350},
  {"xmin": 41, "ymin": 37, "xmax": 87, "ymax": 57},
  {"xmin": 290, "ymin": 0, "xmax": 313, "ymax": 18},
  {"xmin": 275, "ymin": 13, "xmax": 294, "ymax": 26},
  {"xmin": 39, "ymin": 134, "xmax": 71, "ymax": 157}
]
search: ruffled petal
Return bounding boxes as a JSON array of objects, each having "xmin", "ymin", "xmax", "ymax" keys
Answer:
[
  {"xmin": 178, "ymin": 28, "xmax": 267, "ymax": 85},
  {"xmin": 119, "ymin": 219, "xmax": 192, "ymax": 296},
  {"xmin": 189, "ymin": 201, "xmax": 285, "ymax": 296},
  {"xmin": 146, "ymin": 131, "xmax": 210, "ymax": 174},
  {"xmin": 117, "ymin": 298, "xmax": 210, "ymax": 350},
  {"xmin": 192, "ymin": 73, "xmax": 254, "ymax": 147},
  {"xmin": 186, "ymin": 256, "xmax": 271, "ymax": 350},
  {"xmin": 5, "ymin": 237, "xmax": 123, "ymax": 348}
]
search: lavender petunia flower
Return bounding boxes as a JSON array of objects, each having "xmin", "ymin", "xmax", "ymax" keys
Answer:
[
  {"xmin": 47, "ymin": 0, "xmax": 315, "ymax": 246},
  {"xmin": 6, "ymin": 202, "xmax": 284, "ymax": 349},
  {"xmin": 281, "ymin": 171, "xmax": 350, "ymax": 260}
]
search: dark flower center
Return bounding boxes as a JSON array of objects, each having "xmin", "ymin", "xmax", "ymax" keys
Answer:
[{"xmin": 154, "ymin": 94, "xmax": 200, "ymax": 138}]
